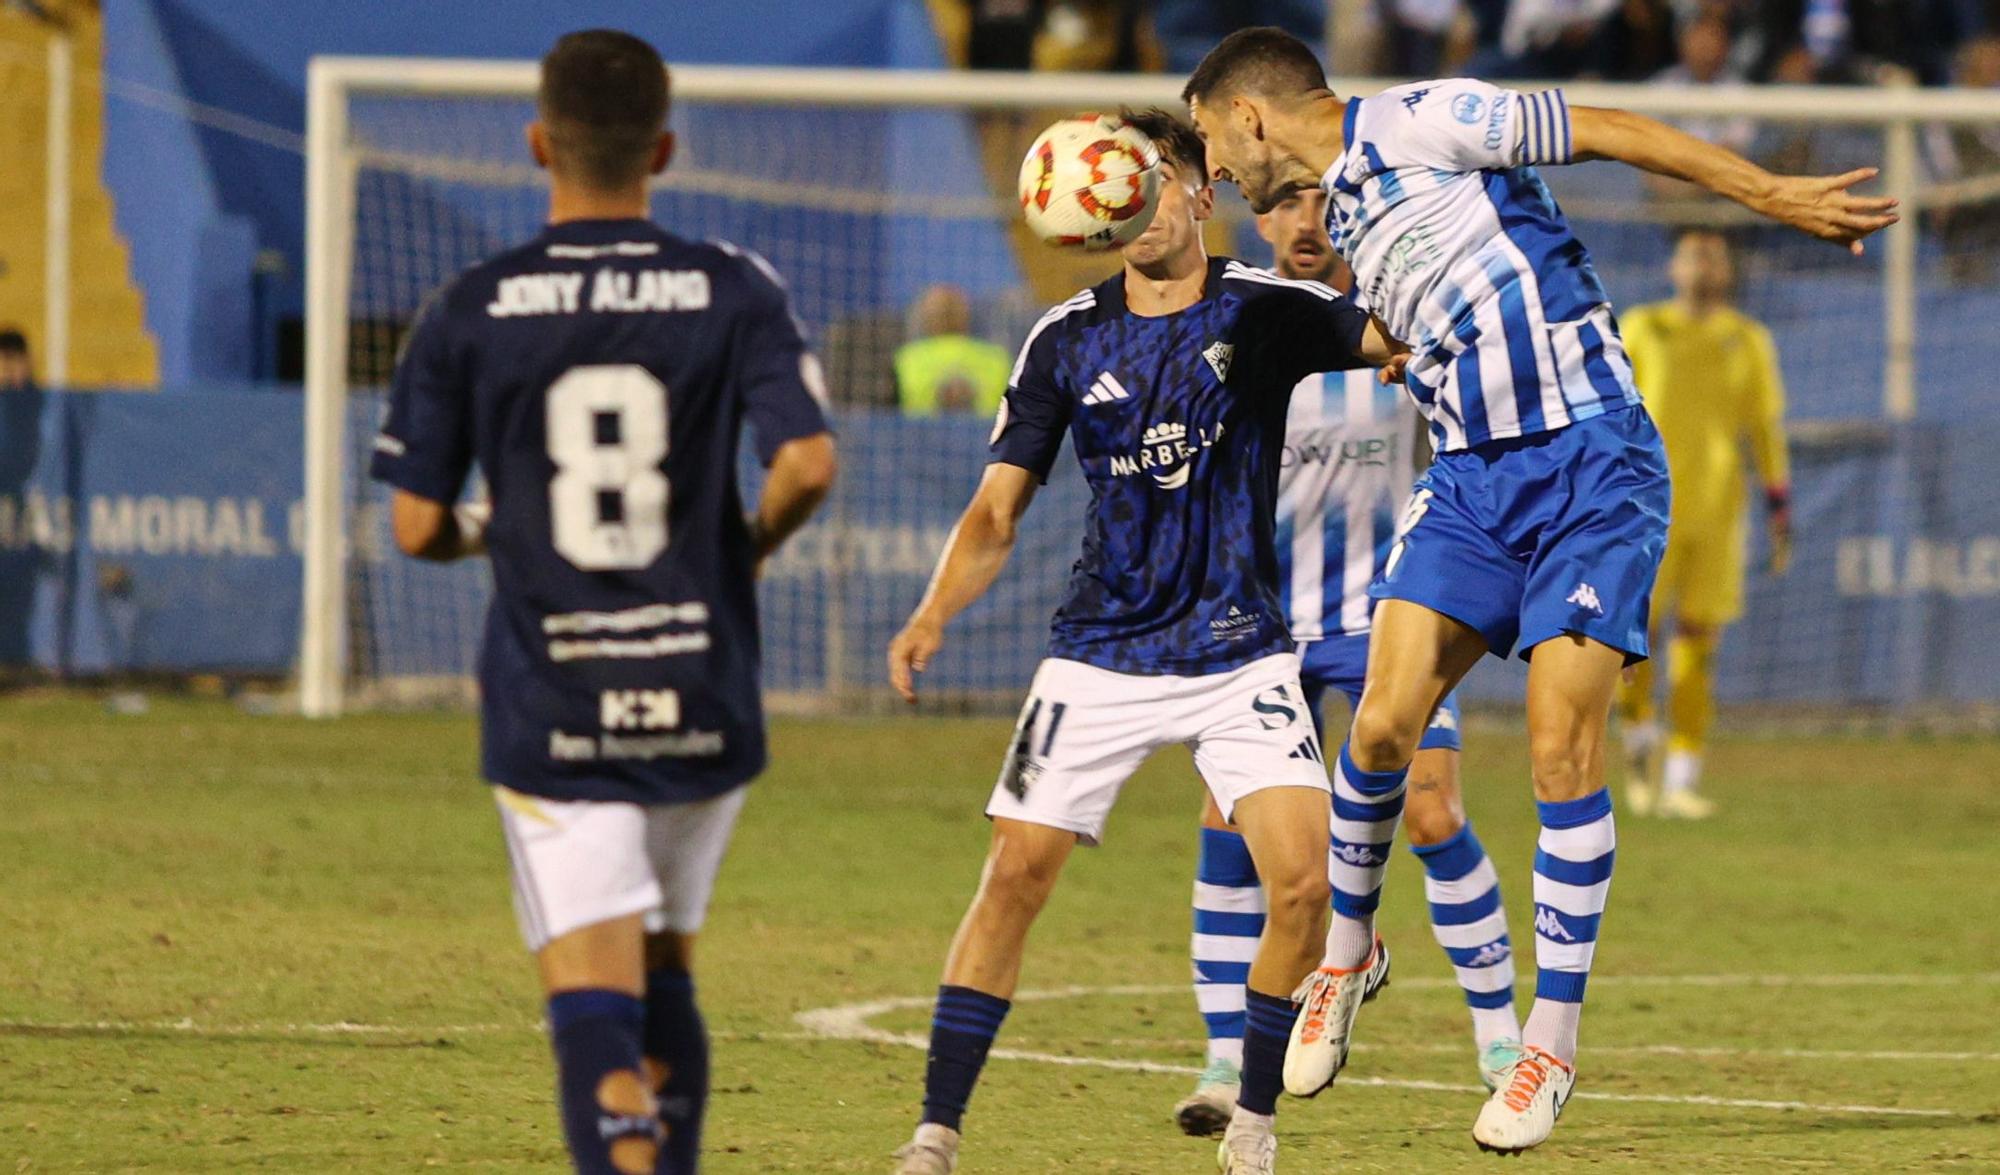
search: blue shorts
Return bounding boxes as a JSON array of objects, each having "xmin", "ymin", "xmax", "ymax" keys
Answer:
[
  {"xmin": 1373, "ymin": 405, "xmax": 1670, "ymax": 663},
  {"xmin": 1299, "ymin": 633, "xmax": 1462, "ymax": 753}
]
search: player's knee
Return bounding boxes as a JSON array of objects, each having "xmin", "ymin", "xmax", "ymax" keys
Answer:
[
  {"xmin": 1260, "ymin": 865, "xmax": 1331, "ymax": 929},
  {"xmin": 978, "ymin": 841, "xmax": 1065, "ymax": 919},
  {"xmin": 1402, "ymin": 790, "xmax": 1465, "ymax": 847},
  {"xmin": 1527, "ymin": 734, "xmax": 1600, "ymax": 803},
  {"xmin": 1347, "ymin": 706, "xmax": 1422, "ymax": 773}
]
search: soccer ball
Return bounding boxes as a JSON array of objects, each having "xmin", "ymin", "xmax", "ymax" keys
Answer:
[{"xmin": 1017, "ymin": 114, "xmax": 1162, "ymax": 251}]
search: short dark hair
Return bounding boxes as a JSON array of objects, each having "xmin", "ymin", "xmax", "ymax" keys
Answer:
[
  {"xmin": 0, "ymin": 328, "xmax": 25, "ymax": 356},
  {"xmin": 538, "ymin": 30, "xmax": 670, "ymax": 189},
  {"xmin": 1181, "ymin": 26, "xmax": 1329, "ymax": 106},
  {"xmin": 1120, "ymin": 107, "xmax": 1206, "ymax": 184}
]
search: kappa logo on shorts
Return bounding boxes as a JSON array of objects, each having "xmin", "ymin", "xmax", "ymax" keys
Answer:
[
  {"xmin": 1566, "ymin": 582, "xmax": 1604, "ymax": 614},
  {"xmin": 1428, "ymin": 706, "xmax": 1458, "ymax": 731}
]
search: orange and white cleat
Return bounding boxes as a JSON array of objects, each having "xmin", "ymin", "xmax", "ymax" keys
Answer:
[
  {"xmin": 1471, "ymin": 1043, "xmax": 1575, "ymax": 1154},
  {"xmin": 1282, "ymin": 934, "xmax": 1389, "ymax": 1097}
]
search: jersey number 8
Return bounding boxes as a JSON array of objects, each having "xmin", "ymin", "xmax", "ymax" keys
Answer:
[{"xmin": 547, "ymin": 364, "xmax": 669, "ymax": 571}]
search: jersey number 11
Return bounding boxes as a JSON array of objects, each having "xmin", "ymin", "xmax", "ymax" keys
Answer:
[{"xmin": 546, "ymin": 364, "xmax": 669, "ymax": 571}]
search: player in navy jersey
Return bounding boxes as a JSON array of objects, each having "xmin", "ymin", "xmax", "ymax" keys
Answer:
[
  {"xmin": 883, "ymin": 110, "xmax": 1405, "ymax": 1175},
  {"xmin": 1186, "ymin": 28, "xmax": 1895, "ymax": 1153},
  {"xmin": 370, "ymin": 32, "xmax": 835, "ymax": 1175},
  {"xmin": 1172, "ymin": 184, "xmax": 1521, "ymax": 1142}
]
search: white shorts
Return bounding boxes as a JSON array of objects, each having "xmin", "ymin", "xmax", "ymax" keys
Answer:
[
  {"xmin": 494, "ymin": 785, "xmax": 749, "ymax": 953},
  {"xmin": 985, "ymin": 653, "xmax": 1330, "ymax": 845}
]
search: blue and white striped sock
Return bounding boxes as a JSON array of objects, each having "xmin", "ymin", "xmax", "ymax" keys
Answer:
[
  {"xmin": 1326, "ymin": 744, "xmax": 1408, "ymax": 969},
  {"xmin": 1191, "ymin": 826, "xmax": 1264, "ymax": 1068},
  {"xmin": 1523, "ymin": 788, "xmax": 1617, "ymax": 1064},
  {"xmin": 1412, "ymin": 822, "xmax": 1520, "ymax": 1049}
]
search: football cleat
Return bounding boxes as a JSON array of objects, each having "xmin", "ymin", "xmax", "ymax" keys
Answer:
[
  {"xmin": 1215, "ymin": 1112, "xmax": 1278, "ymax": 1174},
  {"xmin": 1174, "ymin": 1056, "xmax": 1241, "ymax": 1138},
  {"xmin": 1657, "ymin": 790, "xmax": 1716, "ymax": 820},
  {"xmin": 1283, "ymin": 934, "xmax": 1390, "ymax": 1097},
  {"xmin": 1472, "ymin": 1044, "xmax": 1574, "ymax": 1154},
  {"xmin": 891, "ymin": 1122, "xmax": 959, "ymax": 1175},
  {"xmin": 1476, "ymin": 1037, "xmax": 1526, "ymax": 1093}
]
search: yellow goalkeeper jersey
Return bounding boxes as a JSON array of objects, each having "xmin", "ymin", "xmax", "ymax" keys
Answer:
[{"xmin": 1620, "ymin": 302, "xmax": 1788, "ymax": 532}]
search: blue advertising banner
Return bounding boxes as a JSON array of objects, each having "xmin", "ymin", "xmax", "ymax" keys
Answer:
[
  {"xmin": 0, "ymin": 389, "xmax": 304, "ymax": 675},
  {"xmin": 2, "ymin": 391, "xmax": 1996, "ymax": 709}
]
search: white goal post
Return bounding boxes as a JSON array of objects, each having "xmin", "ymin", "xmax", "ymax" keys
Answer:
[{"xmin": 302, "ymin": 57, "xmax": 2000, "ymax": 718}]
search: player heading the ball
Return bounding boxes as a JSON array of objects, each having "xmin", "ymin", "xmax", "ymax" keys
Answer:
[
  {"xmin": 1185, "ymin": 25, "xmax": 1893, "ymax": 1159},
  {"xmin": 885, "ymin": 108, "xmax": 1406, "ymax": 1175}
]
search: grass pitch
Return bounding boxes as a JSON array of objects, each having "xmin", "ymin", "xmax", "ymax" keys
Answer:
[{"xmin": 2, "ymin": 695, "xmax": 1997, "ymax": 1172}]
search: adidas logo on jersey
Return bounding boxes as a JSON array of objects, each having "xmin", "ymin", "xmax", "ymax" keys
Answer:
[
  {"xmin": 1566, "ymin": 582, "xmax": 1604, "ymax": 614},
  {"xmin": 1202, "ymin": 341, "xmax": 1235, "ymax": 382},
  {"xmin": 1082, "ymin": 371, "xmax": 1132, "ymax": 406},
  {"xmin": 1534, "ymin": 907, "xmax": 1578, "ymax": 942}
]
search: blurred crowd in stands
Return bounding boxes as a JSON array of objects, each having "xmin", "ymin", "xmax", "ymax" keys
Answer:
[{"xmin": 938, "ymin": 0, "xmax": 2000, "ymax": 88}]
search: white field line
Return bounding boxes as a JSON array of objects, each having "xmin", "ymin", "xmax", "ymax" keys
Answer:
[
  {"xmin": 1046, "ymin": 1038, "xmax": 2000, "ymax": 1064},
  {"xmin": 0, "ymin": 1016, "xmax": 529, "ymax": 1037},
  {"xmin": 790, "ymin": 982, "xmax": 1992, "ymax": 1120}
]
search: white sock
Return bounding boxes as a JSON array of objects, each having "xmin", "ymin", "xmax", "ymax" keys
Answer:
[
  {"xmin": 1472, "ymin": 1005, "xmax": 1522, "ymax": 1051},
  {"xmin": 1662, "ymin": 749, "xmax": 1702, "ymax": 796},
  {"xmin": 1206, "ymin": 1037, "xmax": 1244, "ymax": 1067},
  {"xmin": 1523, "ymin": 999, "xmax": 1582, "ymax": 1064},
  {"xmin": 1323, "ymin": 912, "xmax": 1375, "ymax": 971},
  {"xmin": 1226, "ymin": 1106, "xmax": 1274, "ymax": 1134}
]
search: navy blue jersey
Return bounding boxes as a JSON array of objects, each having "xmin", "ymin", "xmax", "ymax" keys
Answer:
[
  {"xmin": 991, "ymin": 257, "xmax": 1373, "ymax": 675},
  {"xmin": 370, "ymin": 218, "xmax": 830, "ymax": 805}
]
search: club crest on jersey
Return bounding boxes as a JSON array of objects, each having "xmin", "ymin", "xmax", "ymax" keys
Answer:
[{"xmin": 1202, "ymin": 341, "xmax": 1235, "ymax": 383}]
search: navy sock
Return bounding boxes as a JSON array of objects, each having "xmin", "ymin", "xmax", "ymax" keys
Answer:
[
  {"xmin": 920, "ymin": 984, "xmax": 1011, "ymax": 1132},
  {"xmin": 547, "ymin": 988, "xmax": 660, "ymax": 1175},
  {"xmin": 1239, "ymin": 989, "xmax": 1298, "ymax": 1116},
  {"xmin": 644, "ymin": 969, "xmax": 709, "ymax": 1174}
]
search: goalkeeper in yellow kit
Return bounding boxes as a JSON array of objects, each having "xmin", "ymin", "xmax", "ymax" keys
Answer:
[{"xmin": 1616, "ymin": 229, "xmax": 1791, "ymax": 819}]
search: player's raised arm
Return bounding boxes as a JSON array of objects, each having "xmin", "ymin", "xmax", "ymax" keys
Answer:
[
  {"xmin": 887, "ymin": 463, "xmax": 1038, "ymax": 703},
  {"xmin": 1568, "ymin": 106, "xmax": 1899, "ymax": 254}
]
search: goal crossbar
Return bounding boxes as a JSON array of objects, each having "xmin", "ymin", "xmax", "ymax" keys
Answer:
[{"xmin": 301, "ymin": 58, "xmax": 2000, "ymax": 717}]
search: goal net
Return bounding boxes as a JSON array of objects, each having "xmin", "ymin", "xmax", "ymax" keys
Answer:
[{"xmin": 303, "ymin": 62, "xmax": 2000, "ymax": 720}]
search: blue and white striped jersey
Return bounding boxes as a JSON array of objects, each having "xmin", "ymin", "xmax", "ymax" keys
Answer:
[
  {"xmin": 1322, "ymin": 79, "xmax": 1640, "ymax": 452},
  {"xmin": 1275, "ymin": 369, "xmax": 1414, "ymax": 641}
]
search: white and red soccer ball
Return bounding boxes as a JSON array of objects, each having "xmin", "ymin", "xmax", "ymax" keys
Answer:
[{"xmin": 1017, "ymin": 113, "xmax": 1162, "ymax": 251}]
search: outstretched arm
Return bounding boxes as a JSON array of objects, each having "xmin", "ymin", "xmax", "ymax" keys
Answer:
[
  {"xmin": 887, "ymin": 463, "xmax": 1038, "ymax": 702},
  {"xmin": 1569, "ymin": 106, "xmax": 1899, "ymax": 254}
]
